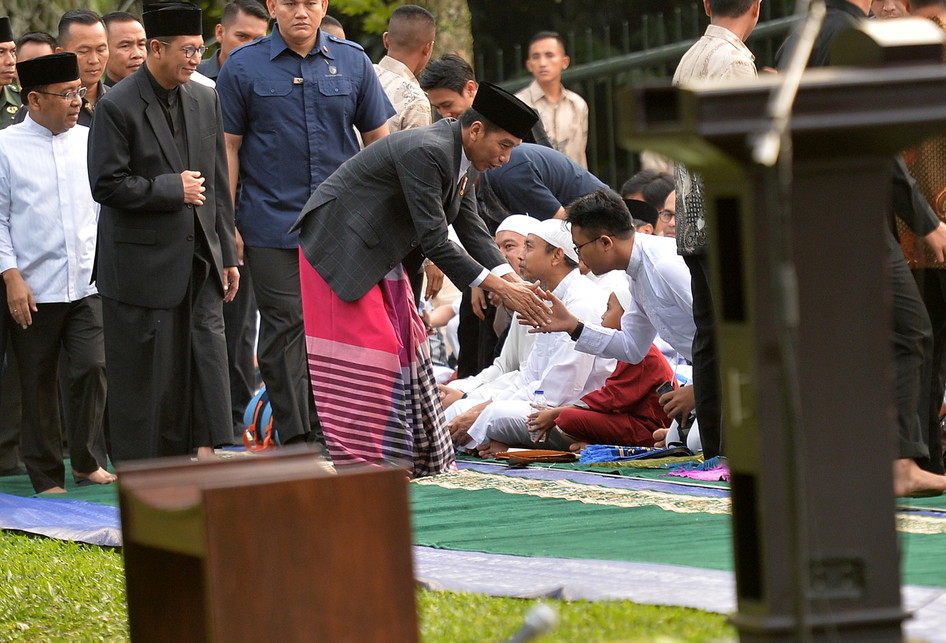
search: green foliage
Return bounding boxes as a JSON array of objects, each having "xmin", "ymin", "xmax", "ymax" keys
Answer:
[
  {"xmin": 5, "ymin": 0, "xmax": 93, "ymax": 36},
  {"xmin": 0, "ymin": 530, "xmax": 735, "ymax": 642},
  {"xmin": 331, "ymin": 0, "xmax": 400, "ymax": 35}
]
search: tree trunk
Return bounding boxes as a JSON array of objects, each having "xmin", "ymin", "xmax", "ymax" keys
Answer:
[
  {"xmin": 7, "ymin": 0, "xmax": 90, "ymax": 36},
  {"xmin": 417, "ymin": 0, "xmax": 473, "ymax": 61},
  {"xmin": 7, "ymin": 1, "xmax": 228, "ymax": 41}
]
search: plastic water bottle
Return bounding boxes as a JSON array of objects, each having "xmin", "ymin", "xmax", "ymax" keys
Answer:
[{"xmin": 529, "ymin": 390, "xmax": 548, "ymax": 444}]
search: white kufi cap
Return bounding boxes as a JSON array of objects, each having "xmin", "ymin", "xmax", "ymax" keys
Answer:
[
  {"xmin": 530, "ymin": 218, "xmax": 580, "ymax": 264},
  {"xmin": 496, "ymin": 214, "xmax": 539, "ymax": 237}
]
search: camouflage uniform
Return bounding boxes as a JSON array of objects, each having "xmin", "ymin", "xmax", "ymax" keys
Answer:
[{"xmin": 0, "ymin": 83, "xmax": 20, "ymax": 130}]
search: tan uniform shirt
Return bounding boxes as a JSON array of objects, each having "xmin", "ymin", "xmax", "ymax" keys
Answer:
[
  {"xmin": 672, "ymin": 24, "xmax": 757, "ymax": 256},
  {"xmin": 515, "ymin": 79, "xmax": 588, "ymax": 168},
  {"xmin": 373, "ymin": 55, "xmax": 431, "ymax": 134}
]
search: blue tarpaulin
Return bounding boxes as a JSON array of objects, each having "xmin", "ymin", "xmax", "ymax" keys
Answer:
[{"xmin": 0, "ymin": 493, "xmax": 121, "ymax": 546}]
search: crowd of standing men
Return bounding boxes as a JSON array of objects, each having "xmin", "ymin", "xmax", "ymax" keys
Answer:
[{"xmin": 2, "ymin": 0, "xmax": 946, "ymax": 497}]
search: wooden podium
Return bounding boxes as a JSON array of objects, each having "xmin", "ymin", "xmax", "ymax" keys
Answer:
[
  {"xmin": 618, "ymin": 28, "xmax": 946, "ymax": 642},
  {"xmin": 117, "ymin": 451, "xmax": 417, "ymax": 642}
]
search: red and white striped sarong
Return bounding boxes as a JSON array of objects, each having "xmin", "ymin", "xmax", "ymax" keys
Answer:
[{"xmin": 299, "ymin": 250, "xmax": 455, "ymax": 478}]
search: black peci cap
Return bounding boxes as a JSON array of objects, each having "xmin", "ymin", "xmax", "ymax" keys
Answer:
[
  {"xmin": 0, "ymin": 17, "xmax": 14, "ymax": 44},
  {"xmin": 143, "ymin": 2, "xmax": 202, "ymax": 39},
  {"xmin": 17, "ymin": 53, "xmax": 80, "ymax": 88},
  {"xmin": 471, "ymin": 82, "xmax": 539, "ymax": 140}
]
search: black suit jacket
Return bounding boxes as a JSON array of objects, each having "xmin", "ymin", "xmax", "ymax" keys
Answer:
[
  {"xmin": 293, "ymin": 119, "xmax": 506, "ymax": 302},
  {"xmin": 88, "ymin": 65, "xmax": 236, "ymax": 309}
]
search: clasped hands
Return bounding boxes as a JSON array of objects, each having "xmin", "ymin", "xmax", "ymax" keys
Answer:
[
  {"xmin": 507, "ymin": 286, "xmax": 578, "ymax": 335},
  {"xmin": 483, "ymin": 273, "xmax": 551, "ymax": 329}
]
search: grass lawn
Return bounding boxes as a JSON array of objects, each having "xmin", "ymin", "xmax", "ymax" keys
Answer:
[{"xmin": 0, "ymin": 530, "xmax": 736, "ymax": 642}]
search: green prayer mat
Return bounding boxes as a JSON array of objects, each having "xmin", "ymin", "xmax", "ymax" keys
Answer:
[
  {"xmin": 0, "ymin": 464, "xmax": 120, "ymax": 506},
  {"xmin": 411, "ymin": 470, "xmax": 733, "ymax": 571},
  {"xmin": 410, "ymin": 469, "xmax": 946, "ymax": 588},
  {"xmin": 3, "ymin": 459, "xmax": 946, "ymax": 588}
]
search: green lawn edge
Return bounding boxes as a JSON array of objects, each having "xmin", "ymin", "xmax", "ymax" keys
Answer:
[{"xmin": 0, "ymin": 530, "xmax": 735, "ymax": 642}]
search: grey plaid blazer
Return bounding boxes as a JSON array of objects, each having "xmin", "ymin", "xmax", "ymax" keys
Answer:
[{"xmin": 293, "ymin": 119, "xmax": 506, "ymax": 302}]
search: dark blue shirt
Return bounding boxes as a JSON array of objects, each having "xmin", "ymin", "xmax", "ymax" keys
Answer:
[
  {"xmin": 216, "ymin": 27, "xmax": 394, "ymax": 248},
  {"xmin": 196, "ymin": 49, "xmax": 222, "ymax": 80},
  {"xmin": 481, "ymin": 143, "xmax": 608, "ymax": 220}
]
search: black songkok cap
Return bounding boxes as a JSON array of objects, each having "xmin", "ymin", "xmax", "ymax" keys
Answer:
[
  {"xmin": 17, "ymin": 53, "xmax": 79, "ymax": 88},
  {"xmin": 0, "ymin": 17, "xmax": 14, "ymax": 44},
  {"xmin": 143, "ymin": 2, "xmax": 202, "ymax": 39},
  {"xmin": 472, "ymin": 82, "xmax": 539, "ymax": 140},
  {"xmin": 624, "ymin": 198, "xmax": 659, "ymax": 227}
]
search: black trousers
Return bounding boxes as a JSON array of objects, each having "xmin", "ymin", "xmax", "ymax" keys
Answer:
[
  {"xmin": 245, "ymin": 246, "xmax": 321, "ymax": 443},
  {"xmin": 223, "ymin": 263, "xmax": 259, "ymax": 436},
  {"xmin": 684, "ymin": 253, "xmax": 722, "ymax": 461},
  {"xmin": 456, "ymin": 287, "xmax": 498, "ymax": 379},
  {"xmin": 0, "ymin": 278, "xmax": 23, "ymax": 475},
  {"xmin": 59, "ymin": 342, "xmax": 109, "ymax": 468},
  {"xmin": 889, "ymin": 231, "xmax": 934, "ymax": 464},
  {"xmin": 103, "ymin": 251, "xmax": 232, "ymax": 462},
  {"xmin": 912, "ymin": 268, "xmax": 946, "ymax": 473},
  {"xmin": 11, "ymin": 296, "xmax": 106, "ymax": 492}
]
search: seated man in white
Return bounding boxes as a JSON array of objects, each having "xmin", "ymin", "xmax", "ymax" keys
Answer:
[
  {"xmin": 536, "ymin": 189, "xmax": 700, "ymax": 448},
  {"xmin": 499, "ymin": 282, "xmax": 679, "ymax": 454},
  {"xmin": 439, "ymin": 214, "xmax": 539, "ymax": 407},
  {"xmin": 445, "ymin": 219, "xmax": 615, "ymax": 453}
]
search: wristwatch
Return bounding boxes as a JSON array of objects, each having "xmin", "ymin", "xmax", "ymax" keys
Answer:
[{"xmin": 569, "ymin": 320, "xmax": 584, "ymax": 342}]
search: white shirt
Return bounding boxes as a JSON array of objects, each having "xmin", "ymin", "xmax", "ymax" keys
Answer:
[
  {"xmin": 374, "ymin": 55, "xmax": 432, "ymax": 134},
  {"xmin": 451, "ymin": 312, "xmax": 537, "ymax": 395},
  {"xmin": 0, "ymin": 115, "xmax": 98, "ymax": 303},
  {"xmin": 495, "ymin": 268, "xmax": 614, "ymax": 406},
  {"xmin": 585, "ymin": 267, "xmax": 683, "ymax": 365},
  {"xmin": 576, "ymin": 234, "xmax": 694, "ymax": 363},
  {"xmin": 585, "ymin": 268, "xmax": 629, "ymax": 295}
]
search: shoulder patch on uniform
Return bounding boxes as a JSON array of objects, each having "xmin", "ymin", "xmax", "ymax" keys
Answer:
[
  {"xmin": 232, "ymin": 36, "xmax": 267, "ymax": 56},
  {"xmin": 329, "ymin": 35, "xmax": 365, "ymax": 53}
]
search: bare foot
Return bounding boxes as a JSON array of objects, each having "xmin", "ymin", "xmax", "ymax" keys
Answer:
[
  {"xmin": 477, "ymin": 440, "xmax": 508, "ymax": 459},
  {"xmin": 569, "ymin": 442, "xmax": 588, "ymax": 453},
  {"xmin": 893, "ymin": 458, "xmax": 946, "ymax": 498},
  {"xmin": 39, "ymin": 486, "xmax": 67, "ymax": 494},
  {"xmin": 653, "ymin": 428, "xmax": 669, "ymax": 448},
  {"xmin": 73, "ymin": 468, "xmax": 117, "ymax": 485},
  {"xmin": 196, "ymin": 446, "xmax": 218, "ymax": 461}
]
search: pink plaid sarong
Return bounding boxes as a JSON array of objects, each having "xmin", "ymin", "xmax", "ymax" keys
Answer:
[{"xmin": 299, "ymin": 250, "xmax": 455, "ymax": 478}]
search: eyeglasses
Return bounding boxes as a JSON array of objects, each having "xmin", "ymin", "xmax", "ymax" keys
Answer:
[
  {"xmin": 37, "ymin": 86, "xmax": 88, "ymax": 102},
  {"xmin": 158, "ymin": 41, "xmax": 207, "ymax": 59},
  {"xmin": 573, "ymin": 236, "xmax": 603, "ymax": 257},
  {"xmin": 658, "ymin": 210, "xmax": 675, "ymax": 223}
]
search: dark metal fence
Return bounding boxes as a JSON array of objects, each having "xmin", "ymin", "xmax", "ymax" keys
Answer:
[{"xmin": 487, "ymin": 1, "xmax": 800, "ymax": 188}]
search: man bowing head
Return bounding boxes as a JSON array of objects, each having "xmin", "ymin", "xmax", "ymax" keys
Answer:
[{"xmin": 292, "ymin": 82, "xmax": 548, "ymax": 477}]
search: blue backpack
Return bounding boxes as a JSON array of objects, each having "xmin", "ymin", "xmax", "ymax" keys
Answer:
[{"xmin": 242, "ymin": 386, "xmax": 280, "ymax": 451}]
